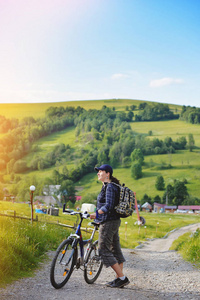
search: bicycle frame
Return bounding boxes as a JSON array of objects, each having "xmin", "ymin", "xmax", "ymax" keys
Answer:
[
  {"xmin": 68, "ymin": 212, "xmax": 98, "ymax": 267},
  {"xmin": 50, "ymin": 210, "xmax": 102, "ymax": 289}
]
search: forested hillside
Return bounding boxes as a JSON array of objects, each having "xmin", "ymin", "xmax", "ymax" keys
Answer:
[{"xmin": 0, "ymin": 100, "xmax": 200, "ymax": 207}]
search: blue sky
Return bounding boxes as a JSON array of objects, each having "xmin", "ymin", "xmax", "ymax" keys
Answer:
[{"xmin": 0, "ymin": 0, "xmax": 199, "ymax": 106}]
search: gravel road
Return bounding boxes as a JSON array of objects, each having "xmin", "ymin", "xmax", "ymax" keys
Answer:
[{"xmin": 1, "ymin": 223, "xmax": 200, "ymax": 300}]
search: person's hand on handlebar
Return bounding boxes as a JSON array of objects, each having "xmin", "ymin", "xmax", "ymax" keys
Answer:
[
  {"xmin": 90, "ymin": 213, "xmax": 96, "ymax": 219},
  {"xmin": 90, "ymin": 209, "xmax": 104, "ymax": 219}
]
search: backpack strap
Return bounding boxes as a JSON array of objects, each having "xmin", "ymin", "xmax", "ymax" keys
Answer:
[{"xmin": 104, "ymin": 182, "xmax": 120, "ymax": 208}]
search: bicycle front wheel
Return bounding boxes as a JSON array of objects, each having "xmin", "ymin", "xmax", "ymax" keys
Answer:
[
  {"xmin": 84, "ymin": 245, "xmax": 103, "ymax": 284},
  {"xmin": 50, "ymin": 238, "xmax": 77, "ymax": 289}
]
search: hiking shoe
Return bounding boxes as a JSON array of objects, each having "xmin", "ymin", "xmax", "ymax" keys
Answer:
[
  {"xmin": 110, "ymin": 277, "xmax": 130, "ymax": 288},
  {"xmin": 106, "ymin": 278, "xmax": 117, "ymax": 287}
]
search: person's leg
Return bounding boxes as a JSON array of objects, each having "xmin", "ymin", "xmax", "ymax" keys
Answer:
[
  {"xmin": 98, "ymin": 221, "xmax": 119, "ymax": 267},
  {"xmin": 119, "ymin": 262, "xmax": 123, "ymax": 273},
  {"xmin": 98, "ymin": 220, "xmax": 129, "ymax": 288},
  {"xmin": 111, "ymin": 220, "xmax": 126, "ymax": 267},
  {"xmin": 108, "ymin": 221, "xmax": 130, "ymax": 288},
  {"xmin": 111, "ymin": 262, "xmax": 124, "ymax": 278}
]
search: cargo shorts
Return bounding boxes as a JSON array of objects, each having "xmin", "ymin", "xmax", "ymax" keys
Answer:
[{"xmin": 98, "ymin": 219, "xmax": 126, "ymax": 268}]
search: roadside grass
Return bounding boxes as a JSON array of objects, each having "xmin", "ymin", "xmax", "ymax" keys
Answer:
[
  {"xmin": 118, "ymin": 212, "xmax": 200, "ymax": 249},
  {"xmin": 170, "ymin": 229, "xmax": 200, "ymax": 267},
  {"xmin": 0, "ymin": 217, "xmax": 71, "ymax": 287}
]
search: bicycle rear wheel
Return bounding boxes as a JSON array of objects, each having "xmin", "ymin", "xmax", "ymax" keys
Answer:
[
  {"xmin": 50, "ymin": 238, "xmax": 77, "ymax": 289},
  {"xmin": 84, "ymin": 245, "xmax": 103, "ymax": 284}
]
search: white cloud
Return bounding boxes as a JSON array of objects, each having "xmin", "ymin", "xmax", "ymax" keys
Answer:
[
  {"xmin": 149, "ymin": 77, "xmax": 184, "ymax": 88},
  {"xmin": 111, "ymin": 73, "xmax": 129, "ymax": 80}
]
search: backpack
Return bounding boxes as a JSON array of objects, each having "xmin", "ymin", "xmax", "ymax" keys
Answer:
[{"xmin": 111, "ymin": 182, "xmax": 135, "ymax": 218}]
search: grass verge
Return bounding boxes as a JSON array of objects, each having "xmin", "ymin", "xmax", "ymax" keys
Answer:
[
  {"xmin": 0, "ymin": 217, "xmax": 70, "ymax": 287},
  {"xmin": 170, "ymin": 228, "xmax": 200, "ymax": 268}
]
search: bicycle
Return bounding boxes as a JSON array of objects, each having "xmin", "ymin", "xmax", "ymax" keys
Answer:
[{"xmin": 50, "ymin": 211, "xmax": 103, "ymax": 289}]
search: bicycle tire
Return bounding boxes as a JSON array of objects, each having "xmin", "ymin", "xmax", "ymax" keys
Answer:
[
  {"xmin": 50, "ymin": 238, "xmax": 77, "ymax": 289},
  {"xmin": 84, "ymin": 244, "xmax": 103, "ymax": 284}
]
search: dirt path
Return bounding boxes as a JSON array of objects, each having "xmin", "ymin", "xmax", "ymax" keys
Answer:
[{"xmin": 0, "ymin": 223, "xmax": 200, "ymax": 300}]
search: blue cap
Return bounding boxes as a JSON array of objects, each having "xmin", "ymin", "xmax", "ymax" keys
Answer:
[{"xmin": 94, "ymin": 164, "xmax": 113, "ymax": 176}]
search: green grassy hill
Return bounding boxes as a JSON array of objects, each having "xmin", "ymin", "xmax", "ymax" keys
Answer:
[
  {"xmin": 0, "ymin": 98, "xmax": 181, "ymax": 119},
  {"xmin": 1, "ymin": 99, "xmax": 200, "ymax": 203}
]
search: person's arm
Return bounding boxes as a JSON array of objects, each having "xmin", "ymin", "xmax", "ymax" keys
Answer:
[{"xmin": 100, "ymin": 184, "xmax": 115, "ymax": 213}]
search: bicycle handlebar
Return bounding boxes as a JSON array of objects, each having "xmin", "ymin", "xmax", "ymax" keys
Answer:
[{"xmin": 69, "ymin": 211, "xmax": 90, "ymax": 219}]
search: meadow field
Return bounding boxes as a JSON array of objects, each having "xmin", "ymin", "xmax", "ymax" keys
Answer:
[{"xmin": 131, "ymin": 119, "xmax": 200, "ymax": 147}]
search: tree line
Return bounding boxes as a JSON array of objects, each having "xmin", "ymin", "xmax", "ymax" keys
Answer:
[
  {"xmin": 180, "ymin": 105, "xmax": 200, "ymax": 124},
  {"xmin": 135, "ymin": 103, "xmax": 179, "ymax": 121},
  {"xmin": 142, "ymin": 176, "xmax": 200, "ymax": 206}
]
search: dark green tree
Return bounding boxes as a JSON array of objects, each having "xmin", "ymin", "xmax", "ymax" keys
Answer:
[
  {"xmin": 131, "ymin": 149, "xmax": 144, "ymax": 165},
  {"xmin": 130, "ymin": 105, "xmax": 136, "ymax": 111},
  {"xmin": 162, "ymin": 184, "xmax": 174, "ymax": 204},
  {"xmin": 52, "ymin": 170, "xmax": 61, "ymax": 184},
  {"xmin": 172, "ymin": 181, "xmax": 188, "ymax": 206},
  {"xmin": 188, "ymin": 133, "xmax": 195, "ymax": 152},
  {"xmin": 155, "ymin": 175, "xmax": 165, "ymax": 191},
  {"xmin": 131, "ymin": 162, "xmax": 142, "ymax": 179},
  {"xmin": 154, "ymin": 195, "xmax": 162, "ymax": 203},
  {"xmin": 141, "ymin": 193, "xmax": 152, "ymax": 205},
  {"xmin": 127, "ymin": 111, "xmax": 134, "ymax": 121},
  {"xmin": 59, "ymin": 180, "xmax": 76, "ymax": 206}
]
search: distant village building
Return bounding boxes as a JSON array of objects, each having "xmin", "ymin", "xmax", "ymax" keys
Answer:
[
  {"xmin": 34, "ymin": 185, "xmax": 82, "ymax": 208},
  {"xmin": 154, "ymin": 203, "xmax": 177, "ymax": 213},
  {"xmin": 3, "ymin": 194, "xmax": 15, "ymax": 202},
  {"xmin": 34, "ymin": 195, "xmax": 61, "ymax": 207},
  {"xmin": 153, "ymin": 203, "xmax": 200, "ymax": 213},
  {"xmin": 141, "ymin": 202, "xmax": 152, "ymax": 212},
  {"xmin": 164, "ymin": 205, "xmax": 177, "ymax": 213},
  {"xmin": 178, "ymin": 205, "xmax": 200, "ymax": 213},
  {"xmin": 43, "ymin": 185, "xmax": 61, "ymax": 201}
]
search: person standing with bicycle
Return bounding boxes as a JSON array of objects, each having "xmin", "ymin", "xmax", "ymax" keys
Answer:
[{"xmin": 90, "ymin": 164, "xmax": 130, "ymax": 288}]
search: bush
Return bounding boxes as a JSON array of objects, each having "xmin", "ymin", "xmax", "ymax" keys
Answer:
[{"xmin": 13, "ymin": 160, "xmax": 28, "ymax": 173}]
